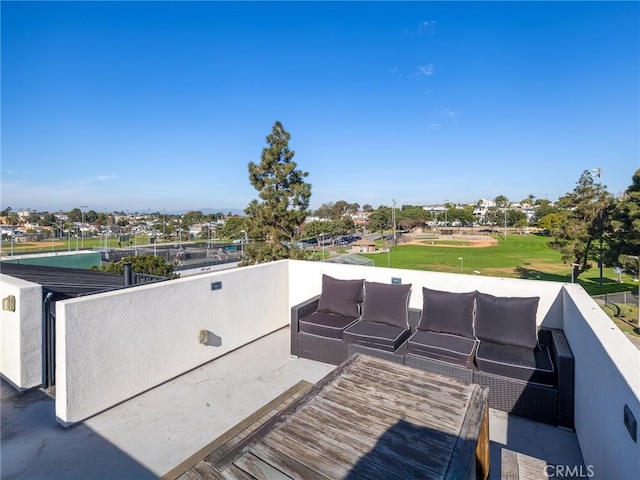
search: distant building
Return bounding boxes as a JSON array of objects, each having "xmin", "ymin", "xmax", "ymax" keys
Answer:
[{"xmin": 351, "ymin": 239, "xmax": 376, "ymax": 253}]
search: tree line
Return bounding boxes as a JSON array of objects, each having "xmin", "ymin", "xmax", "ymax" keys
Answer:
[{"xmin": 240, "ymin": 121, "xmax": 638, "ymax": 279}]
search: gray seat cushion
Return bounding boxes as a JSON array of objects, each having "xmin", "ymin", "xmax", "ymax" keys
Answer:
[
  {"xmin": 343, "ymin": 320, "xmax": 411, "ymax": 352},
  {"xmin": 299, "ymin": 312, "xmax": 358, "ymax": 339},
  {"xmin": 475, "ymin": 341, "xmax": 556, "ymax": 387},
  {"xmin": 407, "ymin": 330, "xmax": 477, "ymax": 367}
]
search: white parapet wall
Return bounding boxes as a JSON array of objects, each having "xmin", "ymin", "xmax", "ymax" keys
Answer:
[
  {"xmin": 563, "ymin": 284, "xmax": 640, "ymax": 480},
  {"xmin": 55, "ymin": 260, "xmax": 290, "ymax": 425},
  {"xmin": 288, "ymin": 261, "xmax": 565, "ymax": 328},
  {"xmin": 0, "ymin": 274, "xmax": 43, "ymax": 389}
]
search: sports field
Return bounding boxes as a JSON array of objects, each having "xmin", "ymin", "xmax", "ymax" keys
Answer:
[{"xmin": 360, "ymin": 233, "xmax": 637, "ymax": 297}]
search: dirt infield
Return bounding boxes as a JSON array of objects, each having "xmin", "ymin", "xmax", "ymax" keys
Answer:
[
  {"xmin": 401, "ymin": 233, "xmax": 499, "ymax": 248},
  {"xmin": 1, "ymin": 240, "xmax": 69, "ymax": 254}
]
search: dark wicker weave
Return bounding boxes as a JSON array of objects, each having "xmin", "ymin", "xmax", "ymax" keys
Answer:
[
  {"xmin": 290, "ymin": 296, "xmax": 320, "ymax": 358},
  {"xmin": 471, "ymin": 328, "xmax": 572, "ymax": 428},
  {"xmin": 404, "ymin": 354, "xmax": 474, "ymax": 383},
  {"xmin": 291, "ymin": 295, "xmax": 349, "ymax": 365},
  {"xmin": 297, "ymin": 333, "xmax": 346, "ymax": 365},
  {"xmin": 473, "ymin": 370, "xmax": 558, "ymax": 425},
  {"xmin": 550, "ymin": 328, "xmax": 575, "ymax": 429}
]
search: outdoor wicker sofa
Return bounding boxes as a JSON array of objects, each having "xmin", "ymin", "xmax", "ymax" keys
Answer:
[
  {"xmin": 290, "ymin": 275, "xmax": 421, "ymax": 365},
  {"xmin": 291, "ymin": 281, "xmax": 575, "ymax": 429}
]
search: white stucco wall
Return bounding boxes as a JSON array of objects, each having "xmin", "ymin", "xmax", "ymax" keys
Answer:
[
  {"xmin": 563, "ymin": 285, "xmax": 640, "ymax": 479},
  {"xmin": 288, "ymin": 261, "xmax": 564, "ymax": 328},
  {"xmin": 0, "ymin": 274, "xmax": 43, "ymax": 389},
  {"xmin": 56, "ymin": 261, "xmax": 289, "ymax": 425}
]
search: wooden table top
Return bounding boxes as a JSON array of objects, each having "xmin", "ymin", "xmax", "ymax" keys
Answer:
[{"xmin": 208, "ymin": 354, "xmax": 489, "ymax": 479}]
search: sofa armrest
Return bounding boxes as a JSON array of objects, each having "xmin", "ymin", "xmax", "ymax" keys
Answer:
[
  {"xmin": 549, "ymin": 328, "xmax": 575, "ymax": 429},
  {"xmin": 291, "ymin": 295, "xmax": 320, "ymax": 356}
]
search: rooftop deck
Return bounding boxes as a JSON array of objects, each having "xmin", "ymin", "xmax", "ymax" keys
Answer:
[
  {"xmin": 2, "ymin": 259, "xmax": 638, "ymax": 478},
  {"xmin": 1, "ymin": 327, "xmax": 584, "ymax": 479}
]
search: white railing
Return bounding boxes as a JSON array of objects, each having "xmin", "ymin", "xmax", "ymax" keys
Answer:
[
  {"xmin": 0, "ymin": 274, "xmax": 42, "ymax": 389},
  {"xmin": 563, "ymin": 284, "xmax": 640, "ymax": 479}
]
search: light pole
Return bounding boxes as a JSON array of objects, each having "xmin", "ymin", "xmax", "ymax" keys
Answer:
[
  {"xmin": 458, "ymin": 257, "xmax": 463, "ymax": 273},
  {"xmin": 629, "ymin": 255, "xmax": 639, "ymax": 330},
  {"xmin": 592, "ymin": 168, "xmax": 604, "ymax": 287},
  {"xmin": 444, "ymin": 200, "xmax": 448, "ymax": 228},
  {"xmin": 571, "ymin": 263, "xmax": 579, "ymax": 283},
  {"xmin": 392, "ymin": 199, "xmax": 397, "ymax": 245},
  {"xmin": 240, "ymin": 229, "xmax": 247, "ymax": 258},
  {"xmin": 79, "ymin": 205, "xmax": 87, "ymax": 248},
  {"xmin": 319, "ymin": 233, "xmax": 325, "ymax": 262},
  {"xmin": 504, "ymin": 208, "xmax": 507, "ymax": 242}
]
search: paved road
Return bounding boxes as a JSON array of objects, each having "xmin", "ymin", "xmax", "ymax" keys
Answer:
[{"xmin": 625, "ymin": 333, "xmax": 640, "ymax": 350}]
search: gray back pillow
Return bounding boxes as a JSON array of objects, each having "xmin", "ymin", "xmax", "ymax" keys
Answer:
[
  {"xmin": 361, "ymin": 281, "xmax": 412, "ymax": 329},
  {"xmin": 418, "ymin": 287, "xmax": 476, "ymax": 338},
  {"xmin": 317, "ymin": 274, "xmax": 364, "ymax": 318},
  {"xmin": 475, "ymin": 291, "xmax": 540, "ymax": 349}
]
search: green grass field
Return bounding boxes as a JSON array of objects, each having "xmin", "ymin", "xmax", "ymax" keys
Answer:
[
  {"xmin": 362, "ymin": 234, "xmax": 640, "ymax": 336},
  {"xmin": 0, "ymin": 235, "xmax": 162, "ymax": 254},
  {"xmin": 361, "ymin": 234, "xmax": 638, "ymax": 296}
]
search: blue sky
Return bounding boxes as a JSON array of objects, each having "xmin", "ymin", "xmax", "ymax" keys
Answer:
[{"xmin": 2, "ymin": 1, "xmax": 639, "ymax": 213}]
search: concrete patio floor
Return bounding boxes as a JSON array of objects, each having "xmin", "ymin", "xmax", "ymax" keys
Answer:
[{"xmin": 1, "ymin": 327, "xmax": 584, "ymax": 479}]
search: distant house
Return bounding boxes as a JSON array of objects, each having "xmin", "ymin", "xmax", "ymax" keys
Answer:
[
  {"xmin": 14, "ymin": 232, "xmax": 41, "ymax": 243},
  {"xmin": 351, "ymin": 239, "xmax": 376, "ymax": 253},
  {"xmin": 349, "ymin": 211, "xmax": 371, "ymax": 228}
]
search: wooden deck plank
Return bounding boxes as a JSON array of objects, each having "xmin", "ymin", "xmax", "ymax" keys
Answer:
[
  {"xmin": 249, "ymin": 441, "xmax": 332, "ymax": 480},
  {"xmin": 257, "ymin": 429, "xmax": 357, "ymax": 479},
  {"xmin": 335, "ymin": 367, "xmax": 472, "ymax": 412},
  {"xmin": 232, "ymin": 452, "xmax": 291, "ymax": 479},
  {"xmin": 293, "ymin": 401, "xmax": 455, "ymax": 466},
  {"xmin": 322, "ymin": 379, "xmax": 465, "ymax": 434},
  {"xmin": 275, "ymin": 411, "xmax": 448, "ymax": 479},
  {"xmin": 223, "ymin": 464, "xmax": 258, "ymax": 480},
  {"xmin": 345, "ymin": 360, "xmax": 474, "ymax": 406},
  {"xmin": 190, "ymin": 461, "xmax": 228, "ymax": 480},
  {"xmin": 349, "ymin": 355, "xmax": 472, "ymax": 395},
  {"xmin": 177, "ymin": 470, "xmax": 206, "ymax": 480}
]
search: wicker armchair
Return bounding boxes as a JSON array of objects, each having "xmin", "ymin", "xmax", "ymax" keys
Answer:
[{"xmin": 291, "ymin": 295, "xmax": 352, "ymax": 365}]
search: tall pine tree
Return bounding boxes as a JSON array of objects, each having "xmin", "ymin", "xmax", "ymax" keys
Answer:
[
  {"xmin": 244, "ymin": 121, "xmax": 311, "ymax": 264},
  {"xmin": 607, "ymin": 169, "xmax": 640, "ymax": 275},
  {"xmin": 549, "ymin": 170, "xmax": 615, "ymax": 280}
]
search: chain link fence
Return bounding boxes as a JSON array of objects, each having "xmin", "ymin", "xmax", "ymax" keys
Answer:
[{"xmin": 592, "ymin": 291, "xmax": 639, "ymax": 306}]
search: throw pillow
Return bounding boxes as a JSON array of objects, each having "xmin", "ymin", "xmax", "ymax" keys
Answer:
[
  {"xmin": 361, "ymin": 281, "xmax": 412, "ymax": 329},
  {"xmin": 474, "ymin": 291, "xmax": 539, "ymax": 349},
  {"xmin": 418, "ymin": 287, "xmax": 476, "ymax": 338},
  {"xmin": 317, "ymin": 274, "xmax": 364, "ymax": 318}
]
